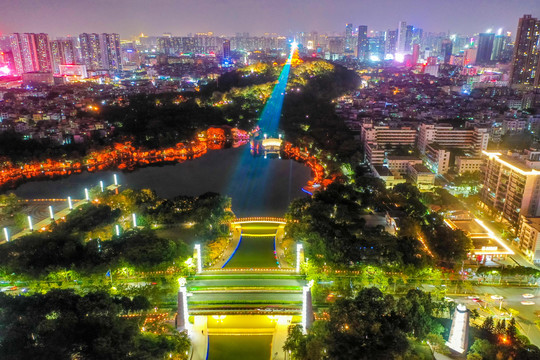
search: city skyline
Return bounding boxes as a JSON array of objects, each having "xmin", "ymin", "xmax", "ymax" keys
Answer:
[{"xmin": 1, "ymin": 0, "xmax": 538, "ymax": 38}]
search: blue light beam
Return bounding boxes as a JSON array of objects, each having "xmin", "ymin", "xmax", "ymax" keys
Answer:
[{"xmin": 258, "ymin": 42, "xmax": 297, "ymax": 134}]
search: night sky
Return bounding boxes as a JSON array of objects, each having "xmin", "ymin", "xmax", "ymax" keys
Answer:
[{"xmin": 1, "ymin": 0, "xmax": 539, "ymax": 38}]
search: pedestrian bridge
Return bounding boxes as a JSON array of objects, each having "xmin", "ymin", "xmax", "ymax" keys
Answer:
[{"xmin": 231, "ymin": 217, "xmax": 286, "ymax": 225}]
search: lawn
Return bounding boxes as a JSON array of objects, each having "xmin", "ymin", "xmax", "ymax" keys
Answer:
[
  {"xmin": 222, "ymin": 223, "xmax": 279, "ymax": 269},
  {"xmin": 208, "ymin": 335, "xmax": 273, "ymax": 360},
  {"xmin": 223, "ymin": 235, "xmax": 278, "ymax": 269}
]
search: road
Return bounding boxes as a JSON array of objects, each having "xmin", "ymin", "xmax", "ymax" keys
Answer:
[{"xmin": 450, "ymin": 285, "xmax": 540, "ymax": 347}]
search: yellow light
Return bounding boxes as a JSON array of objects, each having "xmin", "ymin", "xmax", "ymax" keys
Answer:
[
  {"xmin": 483, "ymin": 151, "xmax": 540, "ymax": 176},
  {"xmin": 474, "ymin": 219, "xmax": 514, "ymax": 255}
]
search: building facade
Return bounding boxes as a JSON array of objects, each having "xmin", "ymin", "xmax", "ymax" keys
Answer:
[
  {"xmin": 510, "ymin": 14, "xmax": 540, "ymax": 86},
  {"xmin": 481, "ymin": 150, "xmax": 540, "ymax": 226}
]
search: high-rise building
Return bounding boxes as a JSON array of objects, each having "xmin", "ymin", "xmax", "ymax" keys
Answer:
[
  {"xmin": 223, "ymin": 39, "xmax": 231, "ymax": 59},
  {"xmin": 100, "ymin": 33, "xmax": 121, "ymax": 71},
  {"xmin": 476, "ymin": 33, "xmax": 495, "ymax": 64},
  {"xmin": 510, "ymin": 14, "xmax": 540, "ymax": 86},
  {"xmin": 368, "ymin": 32, "xmax": 385, "ymax": 62},
  {"xmin": 345, "ymin": 23, "xmax": 354, "ymax": 54},
  {"xmin": 357, "ymin": 25, "xmax": 368, "ymax": 61},
  {"xmin": 396, "ymin": 21, "xmax": 407, "ymax": 54},
  {"xmin": 9, "ymin": 33, "xmax": 52, "ymax": 75},
  {"xmin": 404, "ymin": 25, "xmax": 414, "ymax": 52},
  {"xmin": 441, "ymin": 39, "xmax": 453, "ymax": 64},
  {"xmin": 50, "ymin": 39, "xmax": 76, "ymax": 74},
  {"xmin": 79, "ymin": 33, "xmax": 102, "ymax": 70},
  {"xmin": 491, "ymin": 34, "xmax": 506, "ymax": 62},
  {"xmin": 79, "ymin": 33, "xmax": 121, "ymax": 71},
  {"xmin": 412, "ymin": 43, "xmax": 420, "ymax": 64},
  {"xmin": 385, "ymin": 30, "xmax": 398, "ymax": 58},
  {"xmin": 482, "ymin": 150, "xmax": 540, "ymax": 227}
]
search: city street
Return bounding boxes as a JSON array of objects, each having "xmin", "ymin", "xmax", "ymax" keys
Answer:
[{"xmin": 451, "ymin": 285, "xmax": 540, "ymax": 347}]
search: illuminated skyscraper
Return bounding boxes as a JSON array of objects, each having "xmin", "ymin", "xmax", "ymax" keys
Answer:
[
  {"xmin": 385, "ymin": 30, "xmax": 398, "ymax": 58},
  {"xmin": 9, "ymin": 33, "xmax": 52, "ymax": 75},
  {"xmin": 79, "ymin": 33, "xmax": 121, "ymax": 71},
  {"xmin": 357, "ymin": 25, "xmax": 368, "ymax": 61},
  {"xmin": 476, "ymin": 33, "xmax": 495, "ymax": 64},
  {"xmin": 404, "ymin": 25, "xmax": 414, "ymax": 52},
  {"xmin": 396, "ymin": 21, "xmax": 407, "ymax": 54},
  {"xmin": 441, "ymin": 39, "xmax": 453, "ymax": 64},
  {"xmin": 79, "ymin": 33, "xmax": 102, "ymax": 70},
  {"xmin": 510, "ymin": 14, "xmax": 540, "ymax": 86},
  {"xmin": 100, "ymin": 33, "xmax": 121, "ymax": 71},
  {"xmin": 50, "ymin": 39, "xmax": 76, "ymax": 74},
  {"xmin": 345, "ymin": 23, "xmax": 354, "ymax": 54},
  {"xmin": 223, "ymin": 39, "xmax": 231, "ymax": 59}
]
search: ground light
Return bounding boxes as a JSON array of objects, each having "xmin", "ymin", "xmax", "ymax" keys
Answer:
[
  {"xmin": 84, "ymin": 188, "xmax": 89, "ymax": 201},
  {"xmin": 100, "ymin": 180, "xmax": 104, "ymax": 192},
  {"xmin": 115, "ymin": 225, "xmax": 120, "ymax": 236},
  {"xmin": 301, "ymin": 279, "xmax": 314, "ymax": 334},
  {"xmin": 3, "ymin": 228, "xmax": 8, "ymax": 242},
  {"xmin": 177, "ymin": 278, "xmax": 189, "ymax": 331},
  {"xmin": 132, "ymin": 213, "xmax": 137, "ymax": 227},
  {"xmin": 296, "ymin": 243, "xmax": 303, "ymax": 273},
  {"xmin": 446, "ymin": 304, "xmax": 469, "ymax": 353},
  {"xmin": 27, "ymin": 216, "xmax": 33, "ymax": 231},
  {"xmin": 113, "ymin": 174, "xmax": 118, "ymax": 185},
  {"xmin": 67, "ymin": 196, "xmax": 73, "ymax": 209},
  {"xmin": 48, "ymin": 206, "xmax": 54, "ymax": 220},
  {"xmin": 194, "ymin": 244, "xmax": 202, "ymax": 273}
]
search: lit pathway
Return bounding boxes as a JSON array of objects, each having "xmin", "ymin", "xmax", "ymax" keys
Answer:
[
  {"xmin": 209, "ymin": 227, "xmax": 242, "ymax": 269},
  {"xmin": 6, "ymin": 184, "xmax": 120, "ymax": 242}
]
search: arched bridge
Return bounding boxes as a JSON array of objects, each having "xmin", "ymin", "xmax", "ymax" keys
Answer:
[{"xmin": 231, "ymin": 217, "xmax": 287, "ymax": 225}]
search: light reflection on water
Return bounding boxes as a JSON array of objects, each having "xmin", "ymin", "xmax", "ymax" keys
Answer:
[{"xmin": 10, "ymin": 146, "xmax": 311, "ymax": 217}]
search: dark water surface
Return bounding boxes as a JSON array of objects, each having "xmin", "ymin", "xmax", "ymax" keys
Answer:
[{"xmin": 9, "ymin": 146, "xmax": 311, "ymax": 217}]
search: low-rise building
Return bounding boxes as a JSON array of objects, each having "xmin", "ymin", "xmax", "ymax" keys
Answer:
[
  {"xmin": 371, "ymin": 165, "xmax": 406, "ymax": 188},
  {"xmin": 407, "ymin": 163, "xmax": 435, "ymax": 190},
  {"xmin": 517, "ymin": 216, "xmax": 540, "ymax": 264},
  {"xmin": 387, "ymin": 155, "xmax": 423, "ymax": 174},
  {"xmin": 425, "ymin": 143, "xmax": 451, "ymax": 175},
  {"xmin": 455, "ymin": 156, "xmax": 483, "ymax": 174}
]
